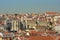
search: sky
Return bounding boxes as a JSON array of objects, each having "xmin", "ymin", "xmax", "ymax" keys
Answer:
[{"xmin": 0, "ymin": 0, "xmax": 60, "ymax": 14}]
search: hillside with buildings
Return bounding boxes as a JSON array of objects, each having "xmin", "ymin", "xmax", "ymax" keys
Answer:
[{"xmin": 0, "ymin": 12, "xmax": 60, "ymax": 40}]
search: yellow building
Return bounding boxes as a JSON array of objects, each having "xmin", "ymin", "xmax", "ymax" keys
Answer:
[
  {"xmin": 0, "ymin": 33, "xmax": 3, "ymax": 40},
  {"xmin": 0, "ymin": 36, "xmax": 2, "ymax": 40}
]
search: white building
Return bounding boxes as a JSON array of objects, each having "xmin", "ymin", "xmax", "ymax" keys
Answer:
[{"xmin": 11, "ymin": 20, "xmax": 19, "ymax": 31}]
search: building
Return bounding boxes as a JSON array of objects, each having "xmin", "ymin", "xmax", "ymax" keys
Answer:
[
  {"xmin": 0, "ymin": 33, "xmax": 3, "ymax": 40},
  {"xmin": 11, "ymin": 19, "xmax": 19, "ymax": 31}
]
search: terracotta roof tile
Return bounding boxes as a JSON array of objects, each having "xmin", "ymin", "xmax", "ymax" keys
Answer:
[{"xmin": 46, "ymin": 12, "xmax": 57, "ymax": 14}]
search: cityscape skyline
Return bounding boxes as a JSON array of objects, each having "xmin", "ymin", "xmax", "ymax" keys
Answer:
[{"xmin": 0, "ymin": 0, "xmax": 60, "ymax": 14}]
